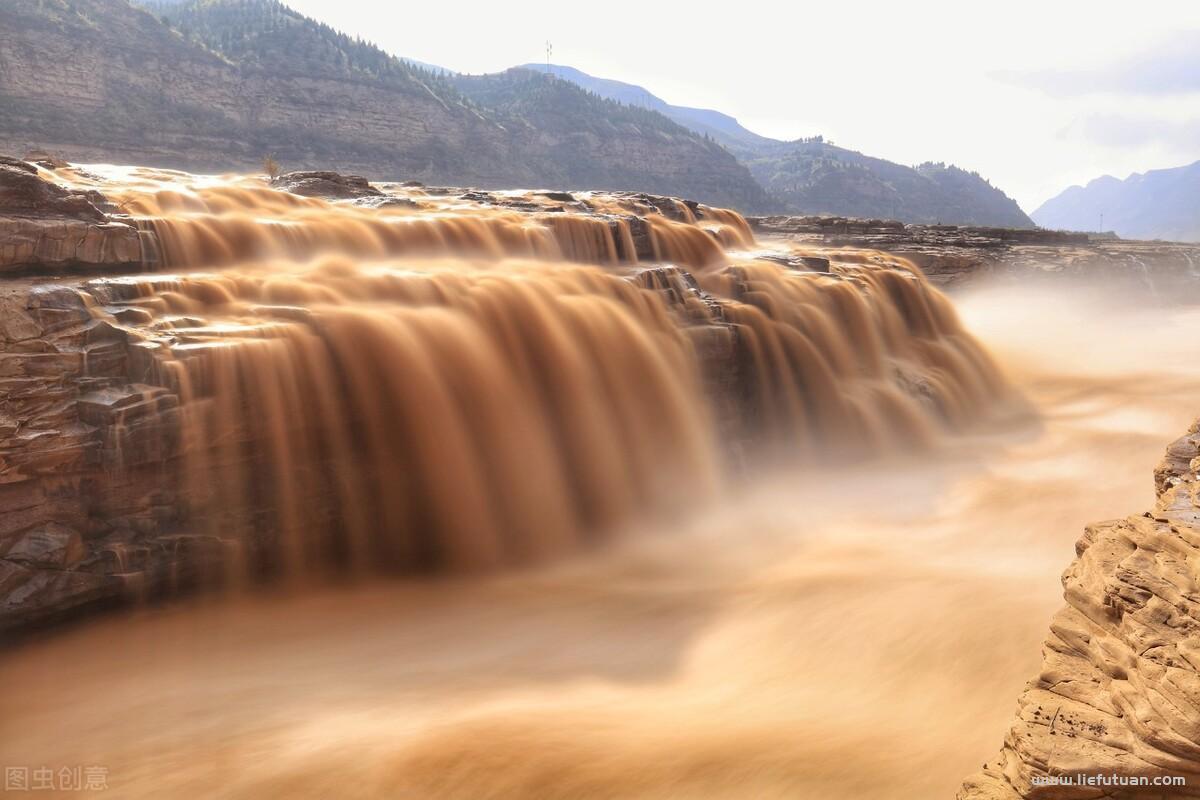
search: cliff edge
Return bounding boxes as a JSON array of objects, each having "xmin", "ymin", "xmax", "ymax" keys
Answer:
[{"xmin": 961, "ymin": 420, "xmax": 1200, "ymax": 798}]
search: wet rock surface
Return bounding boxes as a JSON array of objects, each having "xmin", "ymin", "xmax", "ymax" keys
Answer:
[
  {"xmin": 3, "ymin": 163, "xmax": 1197, "ymax": 636},
  {"xmin": 961, "ymin": 419, "xmax": 1200, "ymax": 798},
  {"xmin": 0, "ymin": 284, "xmax": 202, "ymax": 634},
  {"xmin": 0, "ymin": 158, "xmax": 145, "ymax": 274},
  {"xmin": 269, "ymin": 170, "xmax": 383, "ymax": 199}
]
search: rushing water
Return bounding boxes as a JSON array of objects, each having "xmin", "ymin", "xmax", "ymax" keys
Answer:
[
  {"xmin": 43, "ymin": 165, "xmax": 1015, "ymax": 584},
  {"xmin": 2, "ymin": 168, "xmax": 1198, "ymax": 798}
]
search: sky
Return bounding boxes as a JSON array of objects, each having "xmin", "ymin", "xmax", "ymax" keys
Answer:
[{"xmin": 284, "ymin": 0, "xmax": 1200, "ymax": 212}]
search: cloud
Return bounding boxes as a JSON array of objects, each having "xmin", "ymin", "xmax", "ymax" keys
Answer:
[
  {"xmin": 1060, "ymin": 112, "xmax": 1200, "ymax": 152},
  {"xmin": 997, "ymin": 30, "xmax": 1200, "ymax": 96}
]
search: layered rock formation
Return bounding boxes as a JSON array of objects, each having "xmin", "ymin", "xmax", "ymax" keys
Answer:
[
  {"xmin": 0, "ymin": 159, "xmax": 1018, "ymax": 633},
  {"xmin": 961, "ymin": 421, "xmax": 1200, "ymax": 798},
  {"xmin": 752, "ymin": 215, "xmax": 1200, "ymax": 296},
  {"xmin": 0, "ymin": 284, "xmax": 195, "ymax": 630},
  {"xmin": 0, "ymin": 159, "xmax": 148, "ymax": 273}
]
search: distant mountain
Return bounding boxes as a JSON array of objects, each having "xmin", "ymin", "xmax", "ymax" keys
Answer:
[
  {"xmin": 0, "ymin": 0, "xmax": 767, "ymax": 210},
  {"xmin": 524, "ymin": 63, "xmax": 1034, "ymax": 227},
  {"xmin": 451, "ymin": 68, "xmax": 771, "ymax": 209},
  {"xmin": 741, "ymin": 140, "xmax": 1035, "ymax": 227},
  {"xmin": 519, "ymin": 64, "xmax": 775, "ymax": 154},
  {"xmin": 1033, "ymin": 161, "xmax": 1200, "ymax": 242}
]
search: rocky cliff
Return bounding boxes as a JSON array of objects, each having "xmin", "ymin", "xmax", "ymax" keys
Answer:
[
  {"xmin": 961, "ymin": 420, "xmax": 1200, "ymax": 798},
  {"xmin": 0, "ymin": 157, "xmax": 149, "ymax": 272},
  {"xmin": 0, "ymin": 0, "xmax": 766, "ymax": 210},
  {"xmin": 0, "ymin": 158, "xmax": 1020, "ymax": 633},
  {"xmin": 0, "ymin": 161, "xmax": 760, "ymax": 632}
]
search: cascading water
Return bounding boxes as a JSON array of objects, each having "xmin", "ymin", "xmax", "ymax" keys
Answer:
[
  {"xmin": 23, "ymin": 166, "xmax": 1199, "ymax": 800},
  {"xmin": 40, "ymin": 165, "xmax": 1022, "ymax": 585}
]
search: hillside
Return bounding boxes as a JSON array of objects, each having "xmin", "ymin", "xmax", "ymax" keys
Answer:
[
  {"xmin": 741, "ymin": 140, "xmax": 1034, "ymax": 226},
  {"xmin": 520, "ymin": 63, "xmax": 776, "ymax": 154},
  {"xmin": 452, "ymin": 68, "xmax": 770, "ymax": 209},
  {"xmin": 1033, "ymin": 160, "xmax": 1200, "ymax": 242},
  {"xmin": 526, "ymin": 63, "xmax": 1034, "ymax": 227},
  {"xmin": 0, "ymin": 0, "xmax": 766, "ymax": 209}
]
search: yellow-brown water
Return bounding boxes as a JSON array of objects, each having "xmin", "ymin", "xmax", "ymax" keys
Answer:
[
  {"xmin": 45, "ymin": 165, "xmax": 1014, "ymax": 582},
  {"xmin": 4, "ymin": 168, "xmax": 1196, "ymax": 798}
]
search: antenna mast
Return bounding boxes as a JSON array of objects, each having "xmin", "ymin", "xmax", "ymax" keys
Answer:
[{"xmin": 545, "ymin": 41, "xmax": 552, "ymax": 75}]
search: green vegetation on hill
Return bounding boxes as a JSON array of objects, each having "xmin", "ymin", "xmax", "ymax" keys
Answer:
[
  {"xmin": 0, "ymin": 0, "xmax": 767, "ymax": 209},
  {"xmin": 448, "ymin": 68, "xmax": 770, "ymax": 208},
  {"xmin": 530, "ymin": 64, "xmax": 1034, "ymax": 227},
  {"xmin": 455, "ymin": 69, "xmax": 698, "ymax": 139},
  {"xmin": 143, "ymin": 0, "xmax": 452, "ymax": 90},
  {"xmin": 739, "ymin": 140, "xmax": 1033, "ymax": 226}
]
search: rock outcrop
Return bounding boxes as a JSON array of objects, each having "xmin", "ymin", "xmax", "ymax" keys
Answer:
[
  {"xmin": 0, "ymin": 161, "xmax": 1021, "ymax": 633},
  {"xmin": 0, "ymin": 159, "xmax": 147, "ymax": 274},
  {"xmin": 0, "ymin": 283, "xmax": 199, "ymax": 632},
  {"xmin": 961, "ymin": 420, "xmax": 1200, "ymax": 798},
  {"xmin": 752, "ymin": 215, "xmax": 1200, "ymax": 296},
  {"xmin": 270, "ymin": 171, "xmax": 383, "ymax": 199}
]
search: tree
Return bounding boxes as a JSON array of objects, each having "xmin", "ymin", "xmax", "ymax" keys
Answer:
[{"xmin": 262, "ymin": 154, "xmax": 281, "ymax": 179}]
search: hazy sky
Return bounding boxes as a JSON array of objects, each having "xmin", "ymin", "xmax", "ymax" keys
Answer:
[{"xmin": 285, "ymin": 0, "xmax": 1200, "ymax": 212}]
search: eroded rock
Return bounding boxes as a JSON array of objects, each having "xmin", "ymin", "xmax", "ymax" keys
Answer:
[
  {"xmin": 270, "ymin": 170, "xmax": 383, "ymax": 199},
  {"xmin": 0, "ymin": 157, "xmax": 146, "ymax": 273},
  {"xmin": 0, "ymin": 163, "xmax": 104, "ymax": 221},
  {"xmin": 962, "ymin": 419, "xmax": 1200, "ymax": 798},
  {"xmin": 2, "ymin": 522, "xmax": 85, "ymax": 568}
]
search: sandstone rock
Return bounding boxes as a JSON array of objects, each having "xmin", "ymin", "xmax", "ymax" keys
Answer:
[
  {"xmin": 2, "ymin": 522, "xmax": 85, "ymax": 568},
  {"xmin": 0, "ymin": 162, "xmax": 104, "ymax": 221},
  {"xmin": 0, "ymin": 159, "xmax": 146, "ymax": 273},
  {"xmin": 962, "ymin": 419, "xmax": 1200, "ymax": 798},
  {"xmin": 270, "ymin": 171, "xmax": 383, "ymax": 199},
  {"xmin": 751, "ymin": 215, "xmax": 1200, "ymax": 297},
  {"xmin": 0, "ymin": 559, "xmax": 123, "ymax": 629},
  {"xmin": 0, "ymin": 156, "xmax": 37, "ymax": 175}
]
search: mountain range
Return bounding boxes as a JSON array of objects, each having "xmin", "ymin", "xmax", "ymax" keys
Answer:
[
  {"xmin": 1, "ymin": 0, "xmax": 1034, "ymax": 225},
  {"xmin": 1032, "ymin": 161, "xmax": 1200, "ymax": 242},
  {"xmin": 520, "ymin": 64, "xmax": 1034, "ymax": 228},
  {"xmin": 0, "ymin": 0, "xmax": 768, "ymax": 210}
]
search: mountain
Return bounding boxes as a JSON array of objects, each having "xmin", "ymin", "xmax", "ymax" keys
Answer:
[
  {"xmin": 520, "ymin": 63, "xmax": 775, "ymax": 154},
  {"xmin": 450, "ymin": 68, "xmax": 770, "ymax": 210},
  {"xmin": 1033, "ymin": 161, "xmax": 1200, "ymax": 242},
  {"xmin": 524, "ymin": 63, "xmax": 1034, "ymax": 227},
  {"xmin": 741, "ymin": 140, "xmax": 1035, "ymax": 227},
  {"xmin": 0, "ymin": 0, "xmax": 767, "ymax": 210}
]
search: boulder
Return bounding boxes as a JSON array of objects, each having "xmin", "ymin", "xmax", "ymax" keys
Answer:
[
  {"xmin": 0, "ymin": 158, "xmax": 146, "ymax": 273},
  {"xmin": 270, "ymin": 170, "xmax": 382, "ymax": 199},
  {"xmin": 0, "ymin": 163, "xmax": 105, "ymax": 221},
  {"xmin": 2, "ymin": 523, "xmax": 85, "ymax": 568}
]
